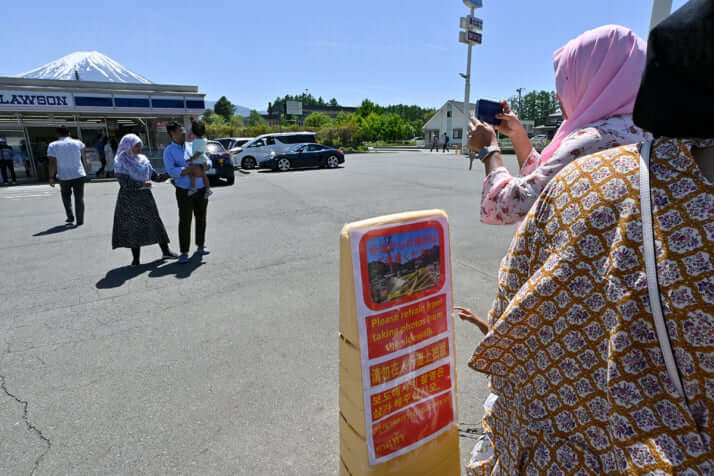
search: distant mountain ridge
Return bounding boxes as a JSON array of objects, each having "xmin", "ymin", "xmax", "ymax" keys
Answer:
[
  {"xmin": 17, "ymin": 51, "xmax": 151, "ymax": 84},
  {"xmin": 205, "ymin": 100, "xmax": 252, "ymax": 117}
]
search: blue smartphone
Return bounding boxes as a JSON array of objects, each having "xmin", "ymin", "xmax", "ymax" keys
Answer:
[{"xmin": 476, "ymin": 99, "xmax": 503, "ymax": 126}]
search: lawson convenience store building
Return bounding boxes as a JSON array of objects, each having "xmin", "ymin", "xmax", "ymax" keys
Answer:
[{"xmin": 0, "ymin": 76, "xmax": 206, "ymax": 180}]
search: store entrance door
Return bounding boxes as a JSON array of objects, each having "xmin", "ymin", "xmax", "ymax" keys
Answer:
[
  {"xmin": 26, "ymin": 127, "xmax": 79, "ymax": 181},
  {"xmin": 0, "ymin": 129, "xmax": 32, "ymax": 180}
]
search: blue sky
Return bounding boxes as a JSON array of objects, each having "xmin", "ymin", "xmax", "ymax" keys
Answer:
[{"xmin": 0, "ymin": 0, "xmax": 688, "ymax": 110}]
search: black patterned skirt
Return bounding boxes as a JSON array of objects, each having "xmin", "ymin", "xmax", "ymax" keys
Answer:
[{"xmin": 112, "ymin": 189, "xmax": 170, "ymax": 249}]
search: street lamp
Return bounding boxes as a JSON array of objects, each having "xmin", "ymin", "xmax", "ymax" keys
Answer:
[{"xmin": 516, "ymin": 87, "xmax": 524, "ymax": 118}]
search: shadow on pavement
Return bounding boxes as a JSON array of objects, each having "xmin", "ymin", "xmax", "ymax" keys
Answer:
[
  {"xmin": 96, "ymin": 255, "xmax": 204, "ymax": 288},
  {"xmin": 96, "ymin": 262, "xmax": 161, "ymax": 289},
  {"xmin": 33, "ymin": 224, "xmax": 75, "ymax": 236},
  {"xmin": 148, "ymin": 255, "xmax": 204, "ymax": 279}
]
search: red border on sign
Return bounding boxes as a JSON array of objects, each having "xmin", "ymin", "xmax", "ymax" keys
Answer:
[
  {"xmin": 359, "ymin": 220, "xmax": 446, "ymax": 312},
  {"xmin": 372, "ymin": 391, "xmax": 454, "ymax": 459}
]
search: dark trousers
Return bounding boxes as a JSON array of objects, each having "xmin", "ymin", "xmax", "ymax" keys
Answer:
[
  {"xmin": 442, "ymin": 142, "xmax": 449, "ymax": 152},
  {"xmin": 176, "ymin": 187, "xmax": 208, "ymax": 253},
  {"xmin": 0, "ymin": 160, "xmax": 16, "ymax": 183},
  {"xmin": 59, "ymin": 178, "xmax": 85, "ymax": 223},
  {"xmin": 96, "ymin": 158, "xmax": 106, "ymax": 176}
]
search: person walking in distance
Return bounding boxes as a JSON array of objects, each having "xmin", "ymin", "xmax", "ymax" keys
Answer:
[
  {"xmin": 163, "ymin": 121, "xmax": 211, "ymax": 264},
  {"xmin": 47, "ymin": 126, "xmax": 87, "ymax": 226},
  {"xmin": 0, "ymin": 138, "xmax": 17, "ymax": 185},
  {"xmin": 430, "ymin": 134, "xmax": 439, "ymax": 152},
  {"xmin": 442, "ymin": 132, "xmax": 449, "ymax": 153},
  {"xmin": 95, "ymin": 134, "xmax": 108, "ymax": 177}
]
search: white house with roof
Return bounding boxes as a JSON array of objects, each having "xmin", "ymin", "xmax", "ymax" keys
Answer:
[
  {"xmin": 423, "ymin": 100, "xmax": 537, "ymax": 149},
  {"xmin": 422, "ymin": 100, "xmax": 474, "ymax": 147}
]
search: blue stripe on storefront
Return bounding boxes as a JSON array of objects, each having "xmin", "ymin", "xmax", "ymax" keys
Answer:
[
  {"xmin": 186, "ymin": 99, "xmax": 205, "ymax": 109},
  {"xmin": 115, "ymin": 98, "xmax": 150, "ymax": 108},
  {"xmin": 75, "ymin": 96, "xmax": 113, "ymax": 107},
  {"xmin": 151, "ymin": 99, "xmax": 185, "ymax": 109}
]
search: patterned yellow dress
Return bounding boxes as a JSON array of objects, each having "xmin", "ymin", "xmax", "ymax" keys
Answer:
[{"xmin": 467, "ymin": 138, "xmax": 714, "ymax": 474}]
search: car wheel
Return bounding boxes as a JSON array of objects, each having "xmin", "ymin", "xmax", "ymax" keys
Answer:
[
  {"xmin": 242, "ymin": 157, "xmax": 256, "ymax": 169},
  {"xmin": 277, "ymin": 158, "xmax": 291, "ymax": 172},
  {"xmin": 226, "ymin": 174, "xmax": 235, "ymax": 185},
  {"xmin": 208, "ymin": 176, "xmax": 219, "ymax": 186},
  {"xmin": 326, "ymin": 155, "xmax": 340, "ymax": 168}
]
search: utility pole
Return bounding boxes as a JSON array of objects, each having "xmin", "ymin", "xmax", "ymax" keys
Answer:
[{"xmin": 516, "ymin": 87, "xmax": 524, "ymax": 117}]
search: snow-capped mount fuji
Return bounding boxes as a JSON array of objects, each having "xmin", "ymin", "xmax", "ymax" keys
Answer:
[{"xmin": 16, "ymin": 51, "xmax": 151, "ymax": 84}]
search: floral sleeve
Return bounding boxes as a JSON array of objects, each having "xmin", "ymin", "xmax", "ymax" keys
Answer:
[
  {"xmin": 480, "ymin": 127, "xmax": 607, "ymax": 225},
  {"xmin": 519, "ymin": 147, "xmax": 541, "ymax": 176}
]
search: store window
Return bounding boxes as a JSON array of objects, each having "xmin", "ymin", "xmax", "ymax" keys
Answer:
[
  {"xmin": 0, "ymin": 129, "xmax": 32, "ymax": 178},
  {"xmin": 146, "ymin": 117, "xmax": 184, "ymax": 169},
  {"xmin": 77, "ymin": 117, "xmax": 108, "ymax": 175}
]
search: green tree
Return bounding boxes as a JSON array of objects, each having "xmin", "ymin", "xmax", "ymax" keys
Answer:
[
  {"xmin": 214, "ymin": 96, "xmax": 235, "ymax": 121},
  {"xmin": 247, "ymin": 110, "xmax": 267, "ymax": 127},
  {"xmin": 304, "ymin": 112, "xmax": 332, "ymax": 129},
  {"xmin": 508, "ymin": 90, "xmax": 558, "ymax": 125},
  {"xmin": 329, "ymin": 98, "xmax": 339, "ymax": 107},
  {"xmin": 202, "ymin": 109, "xmax": 215, "ymax": 122},
  {"xmin": 334, "ymin": 111, "xmax": 356, "ymax": 126},
  {"xmin": 357, "ymin": 99, "xmax": 380, "ymax": 118},
  {"xmin": 230, "ymin": 115, "xmax": 244, "ymax": 127}
]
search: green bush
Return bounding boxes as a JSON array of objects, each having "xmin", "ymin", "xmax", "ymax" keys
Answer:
[
  {"xmin": 304, "ymin": 112, "xmax": 333, "ymax": 129},
  {"xmin": 317, "ymin": 123, "xmax": 361, "ymax": 148}
]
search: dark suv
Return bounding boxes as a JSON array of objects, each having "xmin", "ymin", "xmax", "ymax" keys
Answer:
[{"xmin": 205, "ymin": 141, "xmax": 235, "ymax": 185}]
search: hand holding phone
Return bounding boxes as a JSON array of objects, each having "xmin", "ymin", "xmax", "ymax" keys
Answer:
[{"xmin": 476, "ymin": 99, "xmax": 504, "ymax": 126}]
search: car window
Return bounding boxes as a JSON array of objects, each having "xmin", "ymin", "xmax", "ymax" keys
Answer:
[
  {"xmin": 206, "ymin": 143, "xmax": 222, "ymax": 154},
  {"xmin": 249, "ymin": 139, "xmax": 265, "ymax": 148},
  {"xmin": 307, "ymin": 144, "xmax": 322, "ymax": 151},
  {"xmin": 279, "ymin": 134, "xmax": 315, "ymax": 144},
  {"xmin": 291, "ymin": 144, "xmax": 305, "ymax": 152},
  {"xmin": 266, "ymin": 137, "xmax": 276, "ymax": 145},
  {"xmin": 297, "ymin": 134, "xmax": 316, "ymax": 143}
]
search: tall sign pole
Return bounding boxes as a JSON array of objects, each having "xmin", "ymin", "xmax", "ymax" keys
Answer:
[
  {"xmin": 462, "ymin": 6, "xmax": 474, "ymax": 156},
  {"xmin": 649, "ymin": 0, "xmax": 672, "ymax": 30},
  {"xmin": 459, "ymin": 0, "xmax": 483, "ymax": 156}
]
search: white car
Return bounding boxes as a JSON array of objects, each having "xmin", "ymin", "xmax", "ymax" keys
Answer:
[
  {"xmin": 232, "ymin": 132, "xmax": 317, "ymax": 169},
  {"xmin": 409, "ymin": 136, "xmax": 425, "ymax": 147},
  {"xmin": 531, "ymin": 134, "xmax": 549, "ymax": 152}
]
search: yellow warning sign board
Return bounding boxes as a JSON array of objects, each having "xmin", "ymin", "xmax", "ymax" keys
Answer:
[{"xmin": 339, "ymin": 210, "xmax": 460, "ymax": 475}]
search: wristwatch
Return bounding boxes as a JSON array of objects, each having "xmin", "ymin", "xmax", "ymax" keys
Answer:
[{"xmin": 478, "ymin": 145, "xmax": 501, "ymax": 162}]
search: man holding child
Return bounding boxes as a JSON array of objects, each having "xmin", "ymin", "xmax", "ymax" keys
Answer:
[{"xmin": 163, "ymin": 121, "xmax": 212, "ymax": 264}]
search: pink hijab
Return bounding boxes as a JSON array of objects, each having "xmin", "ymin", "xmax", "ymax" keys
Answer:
[{"xmin": 540, "ymin": 25, "xmax": 646, "ymax": 162}]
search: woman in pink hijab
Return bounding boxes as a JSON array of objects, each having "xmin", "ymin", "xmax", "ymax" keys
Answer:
[{"xmin": 470, "ymin": 25, "xmax": 648, "ymax": 225}]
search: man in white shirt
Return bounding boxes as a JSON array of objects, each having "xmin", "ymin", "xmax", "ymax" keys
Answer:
[{"xmin": 47, "ymin": 126, "xmax": 87, "ymax": 226}]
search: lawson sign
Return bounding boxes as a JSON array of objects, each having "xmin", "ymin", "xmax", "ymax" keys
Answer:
[{"xmin": 0, "ymin": 91, "xmax": 71, "ymax": 108}]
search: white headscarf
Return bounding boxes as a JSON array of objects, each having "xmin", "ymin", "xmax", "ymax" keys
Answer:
[{"xmin": 114, "ymin": 134, "xmax": 152, "ymax": 182}]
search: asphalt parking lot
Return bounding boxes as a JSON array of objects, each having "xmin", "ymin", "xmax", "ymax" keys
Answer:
[{"xmin": 0, "ymin": 150, "xmax": 520, "ymax": 475}]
